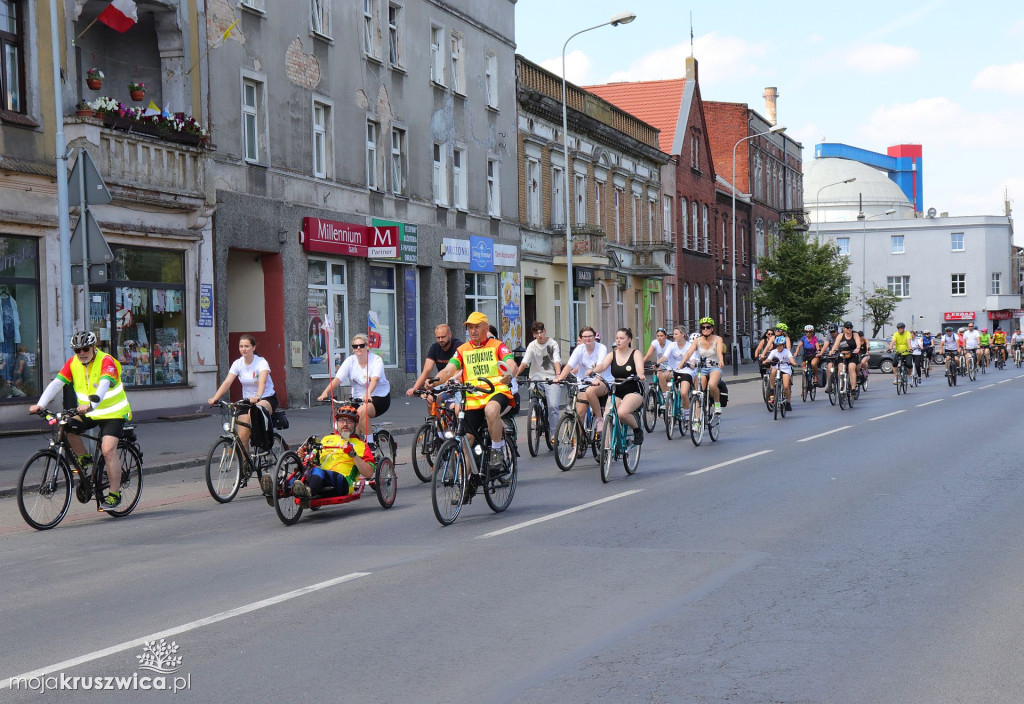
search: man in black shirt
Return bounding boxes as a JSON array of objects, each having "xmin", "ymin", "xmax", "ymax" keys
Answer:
[{"xmin": 407, "ymin": 324, "xmax": 463, "ymax": 396}]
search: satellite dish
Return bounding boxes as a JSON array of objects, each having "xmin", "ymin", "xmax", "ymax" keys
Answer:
[{"xmin": 927, "ymin": 207, "xmax": 937, "ymax": 218}]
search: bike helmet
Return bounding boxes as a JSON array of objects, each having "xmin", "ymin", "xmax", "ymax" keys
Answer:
[
  {"xmin": 828, "ymin": 324, "xmax": 838, "ymax": 332},
  {"xmin": 843, "ymin": 321, "xmax": 854, "ymax": 329},
  {"xmin": 774, "ymin": 335, "xmax": 787, "ymax": 346},
  {"xmin": 688, "ymin": 332, "xmax": 700, "ymax": 342},
  {"xmin": 699, "ymin": 317, "xmax": 715, "ymax": 327},
  {"xmin": 804, "ymin": 324, "xmax": 814, "ymax": 332},
  {"xmin": 896, "ymin": 322, "xmax": 905, "ymax": 328},
  {"xmin": 334, "ymin": 402, "xmax": 359, "ymax": 422},
  {"xmin": 857, "ymin": 330, "xmax": 865, "ymax": 337},
  {"xmin": 945, "ymin": 326, "xmax": 953, "ymax": 332},
  {"xmin": 777, "ymin": 323, "xmax": 789, "ymax": 332},
  {"xmin": 70, "ymin": 330, "xmax": 97, "ymax": 349},
  {"xmin": 982, "ymin": 328, "xmax": 988, "ymax": 333}
]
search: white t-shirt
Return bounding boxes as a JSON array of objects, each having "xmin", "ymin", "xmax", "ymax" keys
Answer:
[
  {"xmin": 566, "ymin": 343, "xmax": 613, "ymax": 384},
  {"xmin": 910, "ymin": 337, "xmax": 923, "ymax": 355},
  {"xmin": 333, "ymin": 353, "xmax": 391, "ymax": 398},
  {"xmin": 765, "ymin": 348, "xmax": 796, "ymax": 375},
  {"xmin": 229, "ymin": 355, "xmax": 275, "ymax": 399},
  {"xmin": 648, "ymin": 339, "xmax": 668, "ymax": 361},
  {"xmin": 660, "ymin": 341, "xmax": 686, "ymax": 369},
  {"xmin": 521, "ymin": 338, "xmax": 561, "ymax": 381},
  {"xmin": 963, "ymin": 329, "xmax": 981, "ymax": 350}
]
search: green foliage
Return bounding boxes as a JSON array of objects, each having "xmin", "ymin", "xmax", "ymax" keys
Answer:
[
  {"xmin": 749, "ymin": 220, "xmax": 850, "ymax": 331},
  {"xmin": 860, "ymin": 286, "xmax": 899, "ymax": 337}
]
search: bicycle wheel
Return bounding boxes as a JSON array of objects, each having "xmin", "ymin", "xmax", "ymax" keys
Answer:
[
  {"xmin": 827, "ymin": 376, "xmax": 837, "ymax": 406},
  {"xmin": 484, "ymin": 440, "xmax": 517, "ymax": 513},
  {"xmin": 252, "ymin": 433, "xmax": 288, "ymax": 486},
  {"xmin": 205, "ymin": 437, "xmax": 243, "ymax": 503},
  {"xmin": 810, "ymin": 372, "xmax": 817, "ymax": 400},
  {"xmin": 374, "ymin": 429, "xmax": 398, "ymax": 464},
  {"xmin": 773, "ymin": 380, "xmax": 781, "ymax": 419},
  {"xmin": 968, "ymin": 357, "xmax": 977, "ymax": 381},
  {"xmin": 779, "ymin": 384, "xmax": 787, "ymax": 418},
  {"xmin": 761, "ymin": 374, "xmax": 771, "ymax": 409},
  {"xmin": 623, "ymin": 413, "xmax": 641, "ymax": 475},
  {"xmin": 527, "ymin": 401, "xmax": 542, "ymax": 457},
  {"xmin": 17, "ymin": 450, "xmax": 73, "ymax": 530},
  {"xmin": 708, "ymin": 400, "xmax": 721, "ymax": 442},
  {"xmin": 690, "ymin": 397, "xmax": 705, "ymax": 447},
  {"xmin": 599, "ymin": 413, "xmax": 615, "ymax": 484},
  {"xmin": 273, "ymin": 451, "xmax": 304, "ymax": 526},
  {"xmin": 664, "ymin": 389, "xmax": 676, "ymax": 440},
  {"xmin": 432, "ymin": 439, "xmax": 467, "ymax": 525},
  {"xmin": 554, "ymin": 414, "xmax": 579, "ymax": 471},
  {"xmin": 801, "ymin": 371, "xmax": 809, "ymax": 402},
  {"xmin": 95, "ymin": 443, "xmax": 144, "ymax": 517},
  {"xmin": 413, "ymin": 422, "xmax": 440, "ymax": 483},
  {"xmin": 642, "ymin": 386, "xmax": 659, "ymax": 433},
  {"xmin": 374, "ymin": 457, "xmax": 397, "ymax": 509}
]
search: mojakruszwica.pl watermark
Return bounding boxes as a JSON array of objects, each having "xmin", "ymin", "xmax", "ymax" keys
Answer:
[{"xmin": 7, "ymin": 639, "xmax": 191, "ymax": 694}]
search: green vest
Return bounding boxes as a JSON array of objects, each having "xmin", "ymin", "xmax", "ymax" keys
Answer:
[{"xmin": 70, "ymin": 350, "xmax": 132, "ymax": 420}]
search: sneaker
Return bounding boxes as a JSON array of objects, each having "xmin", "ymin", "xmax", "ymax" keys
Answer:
[
  {"xmin": 785, "ymin": 401, "xmax": 792, "ymax": 411},
  {"xmin": 488, "ymin": 448, "xmax": 505, "ymax": 470},
  {"xmin": 893, "ymin": 379, "xmax": 898, "ymax": 385},
  {"xmin": 260, "ymin": 474, "xmax": 275, "ymax": 506},
  {"xmin": 714, "ymin": 402, "xmax": 722, "ymax": 415},
  {"xmin": 291, "ymin": 480, "xmax": 312, "ymax": 499},
  {"xmin": 101, "ymin": 492, "xmax": 121, "ymax": 511},
  {"xmin": 692, "ymin": 418, "xmax": 700, "ymax": 432},
  {"xmin": 633, "ymin": 427, "xmax": 643, "ymax": 445}
]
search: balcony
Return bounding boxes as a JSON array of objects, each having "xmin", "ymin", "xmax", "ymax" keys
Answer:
[{"xmin": 551, "ymin": 223, "xmax": 607, "ymax": 258}]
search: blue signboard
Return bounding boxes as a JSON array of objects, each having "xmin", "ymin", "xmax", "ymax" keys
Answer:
[
  {"xmin": 198, "ymin": 283, "xmax": 213, "ymax": 327},
  {"xmin": 469, "ymin": 235, "xmax": 494, "ymax": 273},
  {"xmin": 404, "ymin": 268, "xmax": 418, "ymax": 373}
]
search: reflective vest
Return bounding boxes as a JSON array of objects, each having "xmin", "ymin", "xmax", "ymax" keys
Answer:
[
  {"xmin": 458, "ymin": 339, "xmax": 512, "ymax": 410},
  {"xmin": 70, "ymin": 350, "xmax": 132, "ymax": 420}
]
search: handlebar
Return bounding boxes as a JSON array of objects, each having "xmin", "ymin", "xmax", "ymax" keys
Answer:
[{"xmin": 426, "ymin": 376, "xmax": 495, "ymax": 396}]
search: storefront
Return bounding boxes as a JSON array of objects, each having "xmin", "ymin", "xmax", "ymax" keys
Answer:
[
  {"xmin": 0, "ymin": 235, "xmax": 41, "ymax": 401},
  {"xmin": 442, "ymin": 235, "xmax": 522, "ymax": 351}
]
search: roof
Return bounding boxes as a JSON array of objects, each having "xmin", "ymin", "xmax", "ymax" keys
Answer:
[{"xmin": 584, "ymin": 78, "xmax": 686, "ymax": 154}]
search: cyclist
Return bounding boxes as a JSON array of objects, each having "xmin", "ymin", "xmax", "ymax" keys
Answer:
[
  {"xmin": 856, "ymin": 330, "xmax": 870, "ymax": 387},
  {"xmin": 318, "ymin": 333, "xmax": 391, "ymax": 446},
  {"xmin": 921, "ymin": 330, "xmax": 934, "ymax": 360},
  {"xmin": 29, "ymin": 330, "xmax": 132, "ymax": 510},
  {"xmin": 818, "ymin": 324, "xmax": 840, "ymax": 388},
  {"xmin": 962, "ymin": 322, "xmax": 981, "ymax": 370},
  {"xmin": 208, "ymin": 333, "xmax": 277, "ymax": 456},
  {"xmin": 407, "ymin": 324, "xmax": 462, "ymax": 398},
  {"xmin": 659, "ymin": 327, "xmax": 696, "ymax": 424},
  {"xmin": 591, "ymin": 327, "xmax": 646, "ymax": 444},
  {"xmin": 992, "ymin": 327, "xmax": 1007, "ymax": 365},
  {"xmin": 273, "ymin": 402, "xmax": 375, "ymax": 507},
  {"xmin": 887, "ymin": 322, "xmax": 913, "ymax": 385},
  {"xmin": 554, "ymin": 326, "xmax": 612, "ymax": 431},
  {"xmin": 754, "ymin": 328, "xmax": 777, "ymax": 382},
  {"xmin": 429, "ymin": 311, "xmax": 517, "ymax": 473},
  {"xmin": 938, "ymin": 326, "xmax": 961, "ymax": 373},
  {"xmin": 695, "ymin": 317, "xmax": 726, "ymax": 415},
  {"xmin": 519, "ymin": 321, "xmax": 562, "ymax": 438},
  {"xmin": 909, "ymin": 330, "xmax": 924, "ymax": 380},
  {"xmin": 796, "ymin": 324, "xmax": 822, "ymax": 385},
  {"xmin": 978, "ymin": 328, "xmax": 991, "ymax": 368},
  {"xmin": 1010, "ymin": 329, "xmax": 1024, "ymax": 362},
  {"xmin": 829, "ymin": 321, "xmax": 862, "ymax": 392},
  {"xmin": 643, "ymin": 327, "xmax": 670, "ymax": 369},
  {"xmin": 775, "ymin": 323, "xmax": 793, "ymax": 351},
  {"xmin": 764, "ymin": 335, "xmax": 796, "ymax": 411}
]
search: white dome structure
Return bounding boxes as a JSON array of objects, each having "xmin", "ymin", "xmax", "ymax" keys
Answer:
[{"xmin": 805, "ymin": 157, "xmax": 915, "ymax": 223}]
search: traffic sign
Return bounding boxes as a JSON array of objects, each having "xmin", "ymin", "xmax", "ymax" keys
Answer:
[
  {"xmin": 69, "ymin": 210, "xmax": 114, "ymax": 264},
  {"xmin": 70, "ymin": 264, "xmax": 109, "ymax": 285},
  {"xmin": 66, "ymin": 149, "xmax": 112, "ymax": 206}
]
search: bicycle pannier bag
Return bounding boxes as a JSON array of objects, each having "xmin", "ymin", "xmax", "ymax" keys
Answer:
[
  {"xmin": 272, "ymin": 409, "xmax": 289, "ymax": 430},
  {"xmin": 249, "ymin": 404, "xmax": 273, "ymax": 451}
]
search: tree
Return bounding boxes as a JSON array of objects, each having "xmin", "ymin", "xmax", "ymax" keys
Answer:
[
  {"xmin": 861, "ymin": 286, "xmax": 899, "ymax": 337},
  {"xmin": 749, "ymin": 220, "xmax": 850, "ymax": 331}
]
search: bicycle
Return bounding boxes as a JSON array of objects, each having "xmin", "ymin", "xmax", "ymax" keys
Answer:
[
  {"xmin": 430, "ymin": 378, "xmax": 518, "ymax": 526},
  {"xmin": 553, "ymin": 377, "xmax": 601, "ymax": 472},
  {"xmin": 921, "ymin": 351, "xmax": 931, "ymax": 378},
  {"xmin": 17, "ymin": 407, "xmax": 144, "ymax": 530},
  {"xmin": 641, "ymin": 364, "xmax": 662, "ymax": 433},
  {"xmin": 965, "ymin": 350, "xmax": 977, "ymax": 381},
  {"xmin": 894, "ymin": 354, "xmax": 909, "ymax": 395},
  {"xmin": 205, "ymin": 400, "xmax": 289, "ymax": 503},
  {"xmin": 911, "ymin": 355, "xmax": 922, "ymax": 386},
  {"xmin": 800, "ymin": 359, "xmax": 817, "ymax": 403},
  {"xmin": 688, "ymin": 361, "xmax": 722, "ymax": 446},
  {"xmin": 978, "ymin": 349, "xmax": 988, "ymax": 374},
  {"xmin": 410, "ymin": 389, "xmax": 458, "ymax": 482},
  {"xmin": 598, "ymin": 376, "xmax": 643, "ymax": 483},
  {"xmin": 661, "ymin": 366, "xmax": 689, "ymax": 440},
  {"xmin": 1014, "ymin": 344, "xmax": 1022, "ymax": 368},
  {"xmin": 760, "ymin": 362, "xmax": 773, "ymax": 411},
  {"xmin": 941, "ymin": 351, "xmax": 958, "ymax": 387},
  {"xmin": 526, "ymin": 379, "xmax": 556, "ymax": 457},
  {"xmin": 769, "ymin": 363, "xmax": 789, "ymax": 420},
  {"xmin": 994, "ymin": 346, "xmax": 1006, "ymax": 371}
]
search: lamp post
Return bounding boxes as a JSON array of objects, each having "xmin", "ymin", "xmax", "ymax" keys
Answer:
[
  {"xmin": 730, "ymin": 125, "xmax": 785, "ymax": 375},
  {"xmin": 813, "ymin": 178, "xmax": 856, "ymax": 241},
  {"xmin": 858, "ymin": 207, "xmax": 896, "ymax": 332},
  {"xmin": 561, "ymin": 11, "xmax": 636, "ymax": 349}
]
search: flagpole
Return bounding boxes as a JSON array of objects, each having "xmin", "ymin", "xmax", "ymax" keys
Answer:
[{"xmin": 73, "ymin": 17, "xmax": 99, "ymax": 43}]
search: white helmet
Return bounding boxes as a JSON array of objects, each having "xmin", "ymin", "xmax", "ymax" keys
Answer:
[
  {"xmin": 688, "ymin": 332, "xmax": 699, "ymax": 342},
  {"xmin": 804, "ymin": 324, "xmax": 814, "ymax": 332}
]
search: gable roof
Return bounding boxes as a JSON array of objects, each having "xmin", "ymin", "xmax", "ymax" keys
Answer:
[{"xmin": 584, "ymin": 78, "xmax": 686, "ymax": 155}]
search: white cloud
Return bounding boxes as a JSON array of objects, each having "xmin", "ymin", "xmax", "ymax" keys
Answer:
[
  {"xmin": 538, "ymin": 49, "xmax": 593, "ymax": 85},
  {"xmin": 1009, "ymin": 18, "xmax": 1024, "ymax": 36},
  {"xmin": 971, "ymin": 63, "xmax": 1024, "ymax": 93},
  {"xmin": 604, "ymin": 31, "xmax": 767, "ymax": 87},
  {"xmin": 843, "ymin": 43, "xmax": 919, "ymax": 73},
  {"xmin": 857, "ymin": 97, "xmax": 1023, "ymax": 150}
]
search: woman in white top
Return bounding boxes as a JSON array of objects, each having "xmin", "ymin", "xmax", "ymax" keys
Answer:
[
  {"xmin": 318, "ymin": 333, "xmax": 391, "ymax": 444},
  {"xmin": 208, "ymin": 334, "xmax": 277, "ymax": 453},
  {"xmin": 555, "ymin": 326, "xmax": 611, "ymax": 427},
  {"xmin": 660, "ymin": 327, "xmax": 697, "ymax": 420},
  {"xmin": 642, "ymin": 327, "xmax": 669, "ymax": 367}
]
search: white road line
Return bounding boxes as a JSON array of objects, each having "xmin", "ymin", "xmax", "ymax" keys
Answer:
[
  {"xmin": 869, "ymin": 410, "xmax": 906, "ymax": 422},
  {"xmin": 478, "ymin": 490, "xmax": 643, "ymax": 539},
  {"xmin": 686, "ymin": 450, "xmax": 773, "ymax": 476},
  {"xmin": 980, "ymin": 384, "xmax": 995, "ymax": 389},
  {"xmin": 998, "ymin": 379, "xmax": 1012, "ymax": 384},
  {"xmin": 797, "ymin": 426, "xmax": 852, "ymax": 443},
  {"xmin": 0, "ymin": 572, "xmax": 370, "ymax": 688},
  {"xmin": 953, "ymin": 391, "xmax": 971, "ymax": 397},
  {"xmin": 917, "ymin": 399, "xmax": 943, "ymax": 407}
]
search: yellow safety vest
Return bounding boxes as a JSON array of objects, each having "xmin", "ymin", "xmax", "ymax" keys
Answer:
[
  {"xmin": 457, "ymin": 339, "xmax": 511, "ymax": 410},
  {"xmin": 70, "ymin": 350, "xmax": 132, "ymax": 420}
]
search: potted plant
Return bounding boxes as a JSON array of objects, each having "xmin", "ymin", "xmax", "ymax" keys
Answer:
[
  {"xmin": 75, "ymin": 100, "xmax": 94, "ymax": 117},
  {"xmin": 129, "ymin": 82, "xmax": 146, "ymax": 101},
  {"xmin": 86, "ymin": 68, "xmax": 104, "ymax": 90}
]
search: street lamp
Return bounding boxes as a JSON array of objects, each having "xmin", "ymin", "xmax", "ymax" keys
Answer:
[
  {"xmin": 561, "ymin": 11, "xmax": 636, "ymax": 349},
  {"xmin": 813, "ymin": 178, "xmax": 856, "ymax": 241},
  {"xmin": 858, "ymin": 207, "xmax": 896, "ymax": 332},
  {"xmin": 730, "ymin": 124, "xmax": 785, "ymax": 375}
]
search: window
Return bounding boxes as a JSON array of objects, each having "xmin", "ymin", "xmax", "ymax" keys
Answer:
[
  {"xmin": 241, "ymin": 0, "xmax": 266, "ymax": 10},
  {"xmin": 574, "ymin": 173, "xmax": 586, "ymax": 226},
  {"xmin": 308, "ymin": 260, "xmax": 349, "ymax": 376},
  {"xmin": 594, "ymin": 181, "xmax": 603, "ymax": 227},
  {"xmin": 702, "ymin": 204, "xmax": 709, "ymax": 253},
  {"xmin": 433, "ymin": 143, "xmax": 448, "ymax": 206},
  {"xmin": 663, "ymin": 196, "xmax": 672, "ymax": 243},
  {"xmin": 452, "ymin": 147, "xmax": 467, "ymax": 209},
  {"xmin": 387, "ymin": 4, "xmax": 401, "ymax": 66},
  {"xmin": 665, "ymin": 283, "xmax": 674, "ymax": 328},
  {"xmin": 366, "ymin": 120, "xmax": 378, "ymax": 190},
  {"xmin": 632, "ymin": 193, "xmax": 641, "ymax": 241},
  {"xmin": 836, "ymin": 237, "xmax": 850, "ymax": 256},
  {"xmin": 887, "ymin": 275, "xmax": 910, "ymax": 298},
  {"xmin": 614, "ymin": 187, "xmax": 623, "ymax": 240},
  {"xmin": 0, "ymin": 0, "xmax": 24, "ymax": 113},
  {"xmin": 241, "ymin": 77, "xmax": 264, "ymax": 163},
  {"xmin": 680, "ymin": 197, "xmax": 687, "ymax": 244},
  {"xmin": 682, "ymin": 285, "xmax": 689, "ymax": 330},
  {"xmin": 312, "ymin": 99, "xmax": 331, "ymax": 179},
  {"xmin": 484, "ymin": 53, "xmax": 498, "ymax": 108},
  {"xmin": 693, "ymin": 283, "xmax": 700, "ymax": 322},
  {"xmin": 553, "ymin": 283, "xmax": 562, "ymax": 345},
  {"xmin": 487, "ymin": 158, "xmax": 500, "ymax": 217},
  {"xmin": 703, "ymin": 285, "xmax": 710, "ymax": 324},
  {"xmin": 691, "ymin": 134, "xmax": 699, "ymax": 170},
  {"xmin": 430, "ymin": 25, "xmax": 445, "ymax": 85},
  {"xmin": 891, "ymin": 235, "xmax": 904, "ymax": 254},
  {"xmin": 465, "ymin": 273, "xmax": 498, "ymax": 324},
  {"xmin": 991, "ymin": 272, "xmax": 1001, "ymax": 295},
  {"xmin": 360, "ymin": 0, "xmax": 374, "ymax": 53},
  {"xmin": 551, "ymin": 166, "xmax": 564, "ymax": 226},
  {"xmin": 841, "ymin": 282, "xmax": 852, "ymax": 299},
  {"xmin": 753, "ymin": 153, "xmax": 763, "ymax": 200},
  {"xmin": 312, "ymin": 0, "xmax": 331, "ymax": 38},
  {"xmin": 450, "ymin": 32, "xmax": 465, "ymax": 94},
  {"xmin": 368, "ymin": 266, "xmax": 397, "ymax": 365},
  {"xmin": 526, "ymin": 157, "xmax": 541, "ymax": 225},
  {"xmin": 390, "ymin": 127, "xmax": 406, "ymax": 195},
  {"xmin": 951, "ymin": 273, "xmax": 965, "ymax": 296},
  {"xmin": 691, "ymin": 201, "xmax": 698, "ymax": 249},
  {"xmin": 616, "ymin": 287, "xmax": 624, "ymax": 329},
  {"xmin": 0, "ymin": 234, "xmax": 41, "ymax": 400},
  {"xmin": 951, "ymin": 232, "xmax": 964, "ymax": 251}
]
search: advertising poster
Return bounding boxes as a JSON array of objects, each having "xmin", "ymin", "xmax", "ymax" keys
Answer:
[
  {"xmin": 500, "ymin": 272, "xmax": 522, "ymax": 350},
  {"xmin": 308, "ymin": 289, "xmax": 327, "ymax": 375}
]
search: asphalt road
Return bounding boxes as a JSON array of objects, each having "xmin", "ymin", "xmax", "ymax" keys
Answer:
[{"xmin": 2, "ymin": 367, "xmax": 1023, "ymax": 703}]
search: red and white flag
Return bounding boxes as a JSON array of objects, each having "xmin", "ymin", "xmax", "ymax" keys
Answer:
[{"xmin": 97, "ymin": 0, "xmax": 138, "ymax": 33}]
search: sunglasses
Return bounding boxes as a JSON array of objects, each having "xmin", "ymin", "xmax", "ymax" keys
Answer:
[
  {"xmin": 73, "ymin": 347, "xmax": 92, "ymax": 354},
  {"xmin": 700, "ymin": 325, "xmax": 713, "ymax": 330},
  {"xmin": 351, "ymin": 343, "xmax": 367, "ymax": 349}
]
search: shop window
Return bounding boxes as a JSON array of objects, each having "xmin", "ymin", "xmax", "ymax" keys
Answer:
[
  {"xmin": 0, "ymin": 0, "xmax": 25, "ymax": 114},
  {"xmin": 0, "ymin": 234, "xmax": 40, "ymax": 400},
  {"xmin": 465, "ymin": 272, "xmax": 498, "ymax": 324},
  {"xmin": 369, "ymin": 265, "xmax": 397, "ymax": 366},
  {"xmin": 307, "ymin": 259, "xmax": 349, "ymax": 374}
]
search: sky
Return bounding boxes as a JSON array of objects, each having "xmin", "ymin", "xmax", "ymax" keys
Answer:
[{"xmin": 514, "ymin": 0, "xmax": 1024, "ymax": 217}]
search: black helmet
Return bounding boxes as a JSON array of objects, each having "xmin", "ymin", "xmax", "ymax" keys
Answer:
[
  {"xmin": 843, "ymin": 321, "xmax": 853, "ymax": 329},
  {"xmin": 897, "ymin": 322, "xmax": 906, "ymax": 328},
  {"xmin": 945, "ymin": 326, "xmax": 952, "ymax": 332},
  {"xmin": 828, "ymin": 324, "xmax": 838, "ymax": 332}
]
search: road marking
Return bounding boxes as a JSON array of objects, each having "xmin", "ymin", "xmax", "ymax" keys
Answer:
[
  {"xmin": 868, "ymin": 410, "xmax": 906, "ymax": 422},
  {"xmin": 478, "ymin": 490, "xmax": 642, "ymax": 539},
  {"xmin": 686, "ymin": 450, "xmax": 773, "ymax": 476},
  {"xmin": 980, "ymin": 383, "xmax": 995, "ymax": 389},
  {"xmin": 953, "ymin": 391, "xmax": 971, "ymax": 397},
  {"xmin": 0, "ymin": 572, "xmax": 370, "ymax": 689},
  {"xmin": 998, "ymin": 379, "xmax": 1012, "ymax": 384},
  {"xmin": 917, "ymin": 399, "xmax": 943, "ymax": 407},
  {"xmin": 797, "ymin": 426, "xmax": 852, "ymax": 443}
]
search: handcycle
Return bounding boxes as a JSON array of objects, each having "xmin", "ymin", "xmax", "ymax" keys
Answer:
[
  {"xmin": 598, "ymin": 375, "xmax": 643, "ymax": 483},
  {"xmin": 429, "ymin": 377, "xmax": 518, "ymax": 526},
  {"xmin": 688, "ymin": 360, "xmax": 722, "ymax": 446},
  {"xmin": 553, "ymin": 376, "xmax": 602, "ymax": 471},
  {"xmin": 641, "ymin": 364, "xmax": 662, "ymax": 433},
  {"xmin": 317, "ymin": 396, "xmax": 398, "ymax": 465},
  {"xmin": 17, "ymin": 405, "xmax": 144, "ymax": 530},
  {"xmin": 205, "ymin": 399, "xmax": 289, "ymax": 503},
  {"xmin": 526, "ymin": 379, "xmax": 556, "ymax": 457},
  {"xmin": 268, "ymin": 434, "xmax": 397, "ymax": 526},
  {"xmin": 410, "ymin": 388, "xmax": 458, "ymax": 482}
]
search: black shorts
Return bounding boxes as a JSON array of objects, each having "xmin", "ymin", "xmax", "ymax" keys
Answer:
[
  {"xmin": 235, "ymin": 394, "xmax": 279, "ymax": 415},
  {"xmin": 67, "ymin": 415, "xmax": 125, "ymax": 439},
  {"xmin": 370, "ymin": 394, "xmax": 391, "ymax": 416},
  {"xmin": 464, "ymin": 394, "xmax": 511, "ymax": 439}
]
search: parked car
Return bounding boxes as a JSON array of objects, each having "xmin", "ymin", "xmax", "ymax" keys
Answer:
[{"xmin": 865, "ymin": 339, "xmax": 896, "ymax": 373}]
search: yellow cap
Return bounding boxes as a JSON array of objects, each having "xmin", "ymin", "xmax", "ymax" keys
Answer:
[{"xmin": 464, "ymin": 311, "xmax": 489, "ymax": 326}]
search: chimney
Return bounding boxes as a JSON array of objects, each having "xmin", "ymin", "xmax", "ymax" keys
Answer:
[
  {"xmin": 686, "ymin": 56, "xmax": 698, "ymax": 81},
  {"xmin": 763, "ymin": 86, "xmax": 778, "ymax": 126}
]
